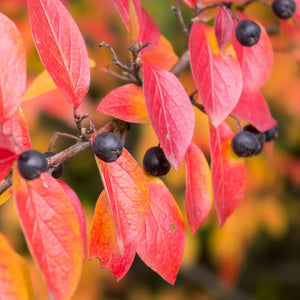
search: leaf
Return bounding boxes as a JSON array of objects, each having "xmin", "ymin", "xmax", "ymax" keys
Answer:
[
  {"xmin": 293, "ymin": 0, "xmax": 300, "ymax": 24},
  {"xmin": 0, "ymin": 185, "xmax": 13, "ymax": 206},
  {"xmin": 189, "ymin": 22, "xmax": 242, "ymax": 127},
  {"xmin": 209, "ymin": 123, "xmax": 247, "ymax": 227},
  {"xmin": 232, "ymin": 88, "xmax": 277, "ymax": 132},
  {"xmin": 0, "ymin": 12, "xmax": 26, "ymax": 123},
  {"xmin": 0, "ymin": 233, "xmax": 34, "ymax": 300},
  {"xmin": 137, "ymin": 174, "xmax": 186, "ymax": 284},
  {"xmin": 92, "ymin": 148, "xmax": 150, "ymax": 279},
  {"xmin": 0, "ymin": 148, "xmax": 16, "ymax": 182},
  {"xmin": 97, "ymin": 84, "xmax": 149, "ymax": 123},
  {"xmin": 143, "ymin": 63, "xmax": 195, "ymax": 170},
  {"xmin": 183, "ymin": 0, "xmax": 197, "ymax": 8},
  {"xmin": 13, "ymin": 170, "xmax": 83, "ymax": 300},
  {"xmin": 214, "ymin": 7, "xmax": 234, "ymax": 51},
  {"xmin": 140, "ymin": 35, "xmax": 179, "ymax": 70},
  {"xmin": 57, "ymin": 180, "xmax": 87, "ymax": 261},
  {"xmin": 89, "ymin": 190, "xmax": 137, "ymax": 280},
  {"xmin": 185, "ymin": 142, "xmax": 213, "ymax": 235},
  {"xmin": 128, "ymin": 0, "xmax": 140, "ymax": 43},
  {"xmin": 112, "ymin": 0, "xmax": 160, "ymax": 55},
  {"xmin": 3, "ymin": 108, "xmax": 31, "ymax": 155},
  {"xmin": 28, "ymin": 0, "xmax": 90, "ymax": 108},
  {"xmin": 232, "ymin": 14, "xmax": 273, "ymax": 90}
]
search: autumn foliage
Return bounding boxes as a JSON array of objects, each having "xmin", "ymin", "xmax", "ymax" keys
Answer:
[{"xmin": 0, "ymin": 0, "xmax": 298, "ymax": 299}]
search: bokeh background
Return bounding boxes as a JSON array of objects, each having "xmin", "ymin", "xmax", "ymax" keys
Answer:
[{"xmin": 1, "ymin": 0, "xmax": 300, "ymax": 299}]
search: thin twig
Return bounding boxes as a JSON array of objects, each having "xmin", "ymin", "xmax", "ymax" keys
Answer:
[
  {"xmin": 95, "ymin": 66, "xmax": 138, "ymax": 83},
  {"xmin": 48, "ymin": 132, "xmax": 82, "ymax": 152},
  {"xmin": 170, "ymin": 50, "xmax": 190, "ymax": 77},
  {"xmin": 171, "ymin": 0, "xmax": 189, "ymax": 37}
]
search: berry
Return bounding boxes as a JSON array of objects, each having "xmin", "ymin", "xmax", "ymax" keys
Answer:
[
  {"xmin": 272, "ymin": 0, "xmax": 296, "ymax": 19},
  {"xmin": 18, "ymin": 149, "xmax": 47, "ymax": 180},
  {"xmin": 231, "ymin": 131, "xmax": 260, "ymax": 157},
  {"xmin": 44, "ymin": 151, "xmax": 64, "ymax": 178},
  {"xmin": 143, "ymin": 146, "xmax": 171, "ymax": 176},
  {"xmin": 92, "ymin": 132, "xmax": 123, "ymax": 163},
  {"xmin": 243, "ymin": 124, "xmax": 265, "ymax": 154},
  {"xmin": 264, "ymin": 125, "xmax": 279, "ymax": 141},
  {"xmin": 235, "ymin": 19, "xmax": 261, "ymax": 47}
]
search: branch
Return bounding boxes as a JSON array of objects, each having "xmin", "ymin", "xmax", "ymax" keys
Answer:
[
  {"xmin": 171, "ymin": 0, "xmax": 189, "ymax": 38},
  {"xmin": 170, "ymin": 50, "xmax": 190, "ymax": 77}
]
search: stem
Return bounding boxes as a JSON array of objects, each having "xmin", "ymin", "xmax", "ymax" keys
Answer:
[
  {"xmin": 171, "ymin": 0, "xmax": 189, "ymax": 38},
  {"xmin": 171, "ymin": 50, "xmax": 190, "ymax": 77}
]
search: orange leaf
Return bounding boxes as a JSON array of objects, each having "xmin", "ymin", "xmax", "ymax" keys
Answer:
[
  {"xmin": 97, "ymin": 84, "xmax": 149, "ymax": 123},
  {"xmin": 185, "ymin": 142, "xmax": 213, "ymax": 235},
  {"xmin": 128, "ymin": 0, "xmax": 139, "ymax": 43},
  {"xmin": 0, "ymin": 233, "xmax": 34, "ymax": 300},
  {"xmin": 209, "ymin": 123, "xmax": 247, "ymax": 226},
  {"xmin": 137, "ymin": 174, "xmax": 186, "ymax": 284},
  {"xmin": 13, "ymin": 170, "xmax": 83, "ymax": 300},
  {"xmin": 0, "ymin": 185, "xmax": 12, "ymax": 206},
  {"xmin": 141, "ymin": 35, "xmax": 179, "ymax": 70}
]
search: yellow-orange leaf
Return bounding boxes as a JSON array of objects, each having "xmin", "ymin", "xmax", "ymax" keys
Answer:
[{"xmin": 0, "ymin": 233, "xmax": 34, "ymax": 300}]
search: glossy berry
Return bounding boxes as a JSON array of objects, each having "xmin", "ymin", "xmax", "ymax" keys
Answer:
[
  {"xmin": 44, "ymin": 151, "xmax": 64, "ymax": 178},
  {"xmin": 92, "ymin": 132, "xmax": 123, "ymax": 163},
  {"xmin": 143, "ymin": 146, "xmax": 171, "ymax": 176},
  {"xmin": 235, "ymin": 19, "xmax": 261, "ymax": 47},
  {"xmin": 264, "ymin": 125, "xmax": 279, "ymax": 141},
  {"xmin": 243, "ymin": 124, "xmax": 265, "ymax": 154},
  {"xmin": 18, "ymin": 149, "xmax": 47, "ymax": 180},
  {"xmin": 231, "ymin": 131, "xmax": 260, "ymax": 157},
  {"xmin": 272, "ymin": 0, "xmax": 296, "ymax": 19}
]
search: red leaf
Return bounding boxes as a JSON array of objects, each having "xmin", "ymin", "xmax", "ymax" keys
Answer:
[
  {"xmin": 143, "ymin": 63, "xmax": 195, "ymax": 170},
  {"xmin": 92, "ymin": 148, "xmax": 150, "ymax": 279},
  {"xmin": 0, "ymin": 147, "xmax": 16, "ymax": 182},
  {"xmin": 232, "ymin": 14, "xmax": 273, "ymax": 90},
  {"xmin": 185, "ymin": 142, "xmax": 212, "ymax": 235},
  {"xmin": 214, "ymin": 7, "xmax": 234, "ymax": 51},
  {"xmin": 112, "ymin": 0, "xmax": 160, "ymax": 54},
  {"xmin": 13, "ymin": 170, "xmax": 84, "ymax": 300},
  {"xmin": 57, "ymin": 180, "xmax": 87, "ymax": 261},
  {"xmin": 183, "ymin": 0, "xmax": 197, "ymax": 8},
  {"xmin": 0, "ymin": 233, "xmax": 33, "ymax": 299},
  {"xmin": 137, "ymin": 175, "xmax": 186, "ymax": 284},
  {"xmin": 189, "ymin": 22, "xmax": 242, "ymax": 127},
  {"xmin": 0, "ymin": 12, "xmax": 26, "ymax": 123},
  {"xmin": 232, "ymin": 88, "xmax": 277, "ymax": 132},
  {"xmin": 97, "ymin": 84, "xmax": 149, "ymax": 123},
  {"xmin": 293, "ymin": 0, "xmax": 300, "ymax": 24},
  {"xmin": 209, "ymin": 123, "xmax": 247, "ymax": 226},
  {"xmin": 3, "ymin": 108, "xmax": 31, "ymax": 154},
  {"xmin": 28, "ymin": 0, "xmax": 90, "ymax": 108},
  {"xmin": 89, "ymin": 190, "xmax": 137, "ymax": 280}
]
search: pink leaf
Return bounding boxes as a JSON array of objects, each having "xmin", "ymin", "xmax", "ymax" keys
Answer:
[
  {"xmin": 214, "ymin": 7, "xmax": 234, "ymax": 51},
  {"xmin": 89, "ymin": 190, "xmax": 137, "ymax": 280},
  {"xmin": 97, "ymin": 84, "xmax": 149, "ymax": 123},
  {"xmin": 143, "ymin": 63, "xmax": 195, "ymax": 170},
  {"xmin": 209, "ymin": 123, "xmax": 247, "ymax": 226},
  {"xmin": 185, "ymin": 142, "xmax": 213, "ymax": 235},
  {"xmin": 28, "ymin": 0, "xmax": 90, "ymax": 108},
  {"xmin": 232, "ymin": 14, "xmax": 273, "ymax": 90},
  {"xmin": 189, "ymin": 22, "xmax": 242, "ymax": 127},
  {"xmin": 13, "ymin": 171, "xmax": 84, "ymax": 300},
  {"xmin": 137, "ymin": 174, "xmax": 186, "ymax": 284},
  {"xmin": 232, "ymin": 88, "xmax": 277, "ymax": 132},
  {"xmin": 0, "ymin": 12, "xmax": 26, "ymax": 123},
  {"xmin": 0, "ymin": 147, "xmax": 16, "ymax": 182},
  {"xmin": 57, "ymin": 180, "xmax": 87, "ymax": 261}
]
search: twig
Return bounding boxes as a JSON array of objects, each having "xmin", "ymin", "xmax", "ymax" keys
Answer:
[
  {"xmin": 171, "ymin": 0, "xmax": 189, "ymax": 38},
  {"xmin": 170, "ymin": 50, "xmax": 190, "ymax": 77},
  {"xmin": 95, "ymin": 66, "xmax": 138, "ymax": 83}
]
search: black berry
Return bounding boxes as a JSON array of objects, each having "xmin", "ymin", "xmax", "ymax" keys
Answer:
[
  {"xmin": 231, "ymin": 131, "xmax": 260, "ymax": 157},
  {"xmin": 264, "ymin": 125, "xmax": 279, "ymax": 141},
  {"xmin": 44, "ymin": 151, "xmax": 64, "ymax": 178},
  {"xmin": 272, "ymin": 0, "xmax": 296, "ymax": 19},
  {"xmin": 92, "ymin": 132, "xmax": 123, "ymax": 163},
  {"xmin": 235, "ymin": 19, "xmax": 261, "ymax": 47},
  {"xmin": 18, "ymin": 149, "xmax": 47, "ymax": 180},
  {"xmin": 243, "ymin": 124, "xmax": 265, "ymax": 154},
  {"xmin": 143, "ymin": 146, "xmax": 171, "ymax": 176}
]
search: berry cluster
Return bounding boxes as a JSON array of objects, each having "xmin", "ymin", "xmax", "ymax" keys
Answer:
[{"xmin": 231, "ymin": 124, "xmax": 278, "ymax": 157}]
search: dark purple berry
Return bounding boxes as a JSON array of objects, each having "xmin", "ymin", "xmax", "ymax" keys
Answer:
[
  {"xmin": 231, "ymin": 131, "xmax": 260, "ymax": 157},
  {"xmin": 143, "ymin": 146, "xmax": 171, "ymax": 176},
  {"xmin": 272, "ymin": 0, "xmax": 296, "ymax": 19},
  {"xmin": 243, "ymin": 124, "xmax": 265, "ymax": 154},
  {"xmin": 44, "ymin": 151, "xmax": 64, "ymax": 178},
  {"xmin": 235, "ymin": 19, "xmax": 261, "ymax": 47},
  {"xmin": 18, "ymin": 149, "xmax": 47, "ymax": 180},
  {"xmin": 92, "ymin": 132, "xmax": 123, "ymax": 163},
  {"xmin": 264, "ymin": 125, "xmax": 279, "ymax": 141}
]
